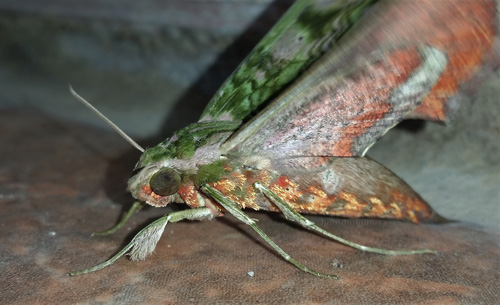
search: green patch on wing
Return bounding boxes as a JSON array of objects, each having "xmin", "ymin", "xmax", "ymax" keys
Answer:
[
  {"xmin": 200, "ymin": 0, "xmax": 377, "ymax": 123},
  {"xmin": 193, "ymin": 160, "xmax": 229, "ymax": 186},
  {"xmin": 137, "ymin": 121, "xmax": 240, "ymax": 167}
]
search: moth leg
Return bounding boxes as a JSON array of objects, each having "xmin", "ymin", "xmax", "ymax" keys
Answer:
[
  {"xmin": 254, "ymin": 182, "xmax": 437, "ymax": 256},
  {"xmin": 68, "ymin": 207, "xmax": 214, "ymax": 276},
  {"xmin": 92, "ymin": 201, "xmax": 144, "ymax": 236},
  {"xmin": 201, "ymin": 184, "xmax": 339, "ymax": 279}
]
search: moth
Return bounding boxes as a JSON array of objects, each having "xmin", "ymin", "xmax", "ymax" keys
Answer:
[{"xmin": 69, "ymin": 0, "xmax": 497, "ymax": 278}]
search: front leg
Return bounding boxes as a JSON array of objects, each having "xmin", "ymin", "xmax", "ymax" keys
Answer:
[
  {"xmin": 92, "ymin": 201, "xmax": 144, "ymax": 236},
  {"xmin": 68, "ymin": 207, "xmax": 215, "ymax": 276}
]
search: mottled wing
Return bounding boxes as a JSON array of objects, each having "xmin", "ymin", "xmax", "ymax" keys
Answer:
[
  {"xmin": 214, "ymin": 155, "xmax": 443, "ymax": 223},
  {"xmin": 265, "ymin": 157, "xmax": 443, "ymax": 223},
  {"xmin": 221, "ymin": 45, "xmax": 447, "ymax": 158},
  {"xmin": 389, "ymin": 0, "xmax": 498, "ymax": 121},
  {"xmin": 221, "ymin": 0, "xmax": 497, "ymax": 158},
  {"xmin": 199, "ymin": 0, "xmax": 378, "ymax": 123}
]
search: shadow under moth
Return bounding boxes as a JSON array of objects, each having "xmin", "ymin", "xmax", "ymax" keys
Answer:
[{"xmin": 69, "ymin": 0, "xmax": 498, "ymax": 278}]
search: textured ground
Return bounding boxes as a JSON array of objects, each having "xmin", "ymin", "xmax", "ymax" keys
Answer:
[
  {"xmin": 0, "ymin": 110, "xmax": 499, "ymax": 304},
  {"xmin": 1, "ymin": 1, "xmax": 499, "ymax": 304}
]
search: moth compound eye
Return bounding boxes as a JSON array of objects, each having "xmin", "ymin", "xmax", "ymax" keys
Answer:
[{"xmin": 149, "ymin": 168, "xmax": 181, "ymax": 196}]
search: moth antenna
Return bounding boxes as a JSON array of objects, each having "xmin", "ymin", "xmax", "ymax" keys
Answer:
[{"xmin": 69, "ymin": 85, "xmax": 145, "ymax": 153}]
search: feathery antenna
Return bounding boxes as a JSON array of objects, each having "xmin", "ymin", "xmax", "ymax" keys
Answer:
[{"xmin": 69, "ymin": 85, "xmax": 145, "ymax": 153}]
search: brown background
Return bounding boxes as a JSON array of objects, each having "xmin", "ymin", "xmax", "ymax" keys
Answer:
[{"xmin": 1, "ymin": 1, "xmax": 499, "ymax": 304}]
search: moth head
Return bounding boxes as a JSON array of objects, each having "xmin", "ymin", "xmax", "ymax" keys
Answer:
[
  {"xmin": 127, "ymin": 143, "xmax": 192, "ymax": 207},
  {"xmin": 125, "ymin": 133, "xmax": 195, "ymax": 206},
  {"xmin": 125, "ymin": 120, "xmax": 226, "ymax": 207},
  {"xmin": 68, "ymin": 88, "xmax": 202, "ymax": 207},
  {"xmin": 148, "ymin": 168, "xmax": 181, "ymax": 196},
  {"xmin": 127, "ymin": 163, "xmax": 185, "ymax": 207}
]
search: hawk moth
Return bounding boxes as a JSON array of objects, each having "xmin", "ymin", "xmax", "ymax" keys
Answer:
[{"xmin": 69, "ymin": 0, "xmax": 497, "ymax": 278}]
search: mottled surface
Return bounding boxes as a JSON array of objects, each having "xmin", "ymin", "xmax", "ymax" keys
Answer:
[{"xmin": 0, "ymin": 110, "xmax": 499, "ymax": 304}]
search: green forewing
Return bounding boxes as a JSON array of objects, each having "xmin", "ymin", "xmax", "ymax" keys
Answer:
[
  {"xmin": 199, "ymin": 0, "xmax": 378, "ymax": 123},
  {"xmin": 136, "ymin": 121, "xmax": 240, "ymax": 168},
  {"xmin": 136, "ymin": 0, "xmax": 378, "ymax": 169}
]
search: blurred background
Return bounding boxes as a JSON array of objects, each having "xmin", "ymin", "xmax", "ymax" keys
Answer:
[{"xmin": 0, "ymin": 0, "xmax": 292, "ymax": 138}]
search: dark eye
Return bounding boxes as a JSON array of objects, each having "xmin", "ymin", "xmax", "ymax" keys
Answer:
[{"xmin": 149, "ymin": 168, "xmax": 181, "ymax": 196}]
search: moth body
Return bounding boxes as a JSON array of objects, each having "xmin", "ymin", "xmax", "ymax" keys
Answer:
[{"xmin": 129, "ymin": 133, "xmax": 438, "ymax": 224}]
